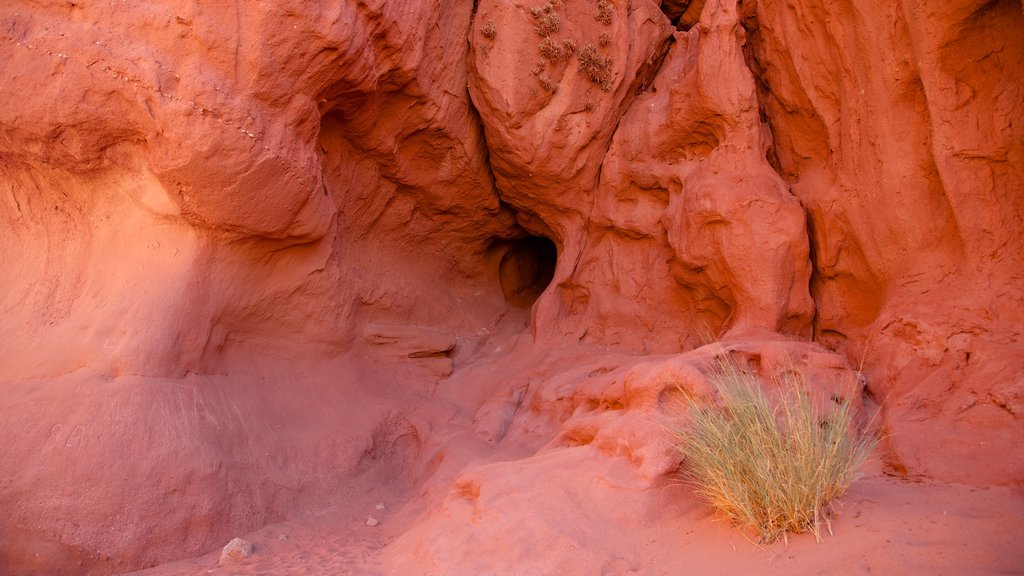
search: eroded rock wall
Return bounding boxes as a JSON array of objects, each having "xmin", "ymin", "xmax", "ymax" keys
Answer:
[
  {"xmin": 0, "ymin": 0, "xmax": 524, "ymax": 572},
  {"xmin": 742, "ymin": 0, "xmax": 1024, "ymax": 482},
  {"xmin": 0, "ymin": 0, "xmax": 1021, "ymax": 572},
  {"xmin": 0, "ymin": 0, "xmax": 523, "ymax": 379}
]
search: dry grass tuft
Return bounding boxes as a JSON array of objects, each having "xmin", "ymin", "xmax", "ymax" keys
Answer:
[
  {"xmin": 562, "ymin": 38, "xmax": 577, "ymax": 56},
  {"xmin": 528, "ymin": 58, "xmax": 558, "ymax": 92},
  {"xmin": 529, "ymin": 58, "xmax": 548, "ymax": 77},
  {"xmin": 537, "ymin": 74, "xmax": 558, "ymax": 92},
  {"xmin": 481, "ymin": 20, "xmax": 497, "ymax": 40},
  {"xmin": 539, "ymin": 37, "xmax": 566, "ymax": 61},
  {"xmin": 531, "ymin": 3, "xmax": 562, "ymax": 37},
  {"xmin": 594, "ymin": 0, "xmax": 614, "ymax": 25},
  {"xmin": 577, "ymin": 44, "xmax": 613, "ymax": 91},
  {"xmin": 676, "ymin": 355, "xmax": 875, "ymax": 544}
]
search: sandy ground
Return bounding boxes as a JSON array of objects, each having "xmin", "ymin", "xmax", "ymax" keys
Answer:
[{"xmin": 130, "ymin": 472, "xmax": 1024, "ymax": 576}]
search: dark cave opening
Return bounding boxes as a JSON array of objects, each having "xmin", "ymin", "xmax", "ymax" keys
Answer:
[
  {"xmin": 660, "ymin": 0, "xmax": 705, "ymax": 30},
  {"xmin": 498, "ymin": 235, "xmax": 558, "ymax": 308}
]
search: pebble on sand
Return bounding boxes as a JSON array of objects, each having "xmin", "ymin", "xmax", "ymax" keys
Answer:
[{"xmin": 219, "ymin": 538, "xmax": 254, "ymax": 565}]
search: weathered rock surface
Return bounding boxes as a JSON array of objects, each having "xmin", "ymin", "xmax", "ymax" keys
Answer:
[
  {"xmin": 742, "ymin": 0, "xmax": 1024, "ymax": 483},
  {"xmin": 217, "ymin": 538, "xmax": 253, "ymax": 565},
  {"xmin": 0, "ymin": 0, "xmax": 1020, "ymax": 573}
]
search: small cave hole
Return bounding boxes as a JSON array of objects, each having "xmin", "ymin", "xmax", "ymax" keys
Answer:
[
  {"xmin": 498, "ymin": 235, "xmax": 557, "ymax": 308},
  {"xmin": 660, "ymin": 0, "xmax": 706, "ymax": 30}
]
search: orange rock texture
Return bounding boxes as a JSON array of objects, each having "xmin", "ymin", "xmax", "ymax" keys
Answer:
[{"xmin": 0, "ymin": 0, "xmax": 1021, "ymax": 573}]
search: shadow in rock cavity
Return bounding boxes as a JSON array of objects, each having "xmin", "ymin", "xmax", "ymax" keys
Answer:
[{"xmin": 497, "ymin": 235, "xmax": 557, "ymax": 308}]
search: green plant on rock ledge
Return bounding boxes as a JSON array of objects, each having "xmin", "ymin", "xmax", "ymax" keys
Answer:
[{"xmin": 675, "ymin": 355, "xmax": 875, "ymax": 544}]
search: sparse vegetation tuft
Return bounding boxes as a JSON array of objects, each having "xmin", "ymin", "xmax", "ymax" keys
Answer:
[
  {"xmin": 675, "ymin": 355, "xmax": 875, "ymax": 544},
  {"xmin": 530, "ymin": 57, "xmax": 547, "ymax": 75},
  {"xmin": 481, "ymin": 19, "xmax": 497, "ymax": 40},
  {"xmin": 594, "ymin": 0, "xmax": 614, "ymax": 25},
  {"xmin": 562, "ymin": 38, "xmax": 577, "ymax": 56},
  {"xmin": 539, "ymin": 37, "xmax": 566, "ymax": 61},
  {"xmin": 537, "ymin": 73, "xmax": 558, "ymax": 92},
  {"xmin": 528, "ymin": 57, "xmax": 558, "ymax": 92},
  {"xmin": 577, "ymin": 43, "xmax": 613, "ymax": 91},
  {"xmin": 599, "ymin": 32, "xmax": 612, "ymax": 47},
  {"xmin": 531, "ymin": 2, "xmax": 562, "ymax": 37}
]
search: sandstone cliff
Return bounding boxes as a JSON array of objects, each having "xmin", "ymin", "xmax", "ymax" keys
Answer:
[{"xmin": 0, "ymin": 0, "xmax": 1020, "ymax": 573}]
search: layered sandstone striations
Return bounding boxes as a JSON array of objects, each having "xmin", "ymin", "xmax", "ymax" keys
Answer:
[{"xmin": 0, "ymin": 0, "xmax": 1021, "ymax": 573}]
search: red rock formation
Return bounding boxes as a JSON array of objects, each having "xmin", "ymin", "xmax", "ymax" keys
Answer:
[
  {"xmin": 602, "ymin": 0, "xmax": 815, "ymax": 340},
  {"xmin": 742, "ymin": 0, "xmax": 1024, "ymax": 483},
  {"xmin": 0, "ymin": 1, "xmax": 520, "ymax": 572},
  {"xmin": 0, "ymin": 0, "xmax": 1020, "ymax": 573}
]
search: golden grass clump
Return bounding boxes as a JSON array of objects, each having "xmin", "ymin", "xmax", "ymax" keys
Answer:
[{"xmin": 676, "ymin": 356, "xmax": 875, "ymax": 544}]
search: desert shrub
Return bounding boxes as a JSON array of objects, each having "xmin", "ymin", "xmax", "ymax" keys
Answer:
[
  {"xmin": 481, "ymin": 20, "xmax": 497, "ymax": 40},
  {"xmin": 577, "ymin": 44, "xmax": 613, "ymax": 91},
  {"xmin": 562, "ymin": 38, "xmax": 577, "ymax": 56},
  {"xmin": 529, "ymin": 57, "xmax": 547, "ymax": 77},
  {"xmin": 676, "ymin": 356, "xmax": 875, "ymax": 544},
  {"xmin": 527, "ymin": 58, "xmax": 558, "ymax": 92},
  {"xmin": 594, "ymin": 0, "xmax": 613, "ymax": 24},
  {"xmin": 599, "ymin": 32, "xmax": 612, "ymax": 47},
  {"xmin": 537, "ymin": 73, "xmax": 558, "ymax": 92},
  {"xmin": 539, "ymin": 37, "xmax": 566, "ymax": 61},
  {"xmin": 531, "ymin": 3, "xmax": 561, "ymax": 37}
]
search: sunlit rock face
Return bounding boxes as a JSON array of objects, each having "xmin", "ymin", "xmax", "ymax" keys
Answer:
[{"xmin": 0, "ymin": 0, "xmax": 1020, "ymax": 573}]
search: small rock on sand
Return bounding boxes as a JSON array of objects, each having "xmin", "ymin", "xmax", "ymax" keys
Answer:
[
  {"xmin": 219, "ymin": 538, "xmax": 254, "ymax": 564},
  {"xmin": 366, "ymin": 516, "xmax": 380, "ymax": 527}
]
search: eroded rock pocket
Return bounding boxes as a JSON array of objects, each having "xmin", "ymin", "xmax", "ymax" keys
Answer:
[{"xmin": 498, "ymin": 235, "xmax": 557, "ymax": 307}]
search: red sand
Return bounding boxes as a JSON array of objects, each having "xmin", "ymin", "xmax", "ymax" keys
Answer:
[{"xmin": 131, "ymin": 469, "xmax": 1024, "ymax": 575}]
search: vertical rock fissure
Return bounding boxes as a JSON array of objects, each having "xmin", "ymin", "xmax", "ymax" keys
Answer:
[
  {"xmin": 735, "ymin": 1, "xmax": 822, "ymax": 341},
  {"xmin": 737, "ymin": 2, "xmax": 781, "ymax": 172},
  {"xmin": 463, "ymin": 24, "xmax": 561, "ymax": 309}
]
